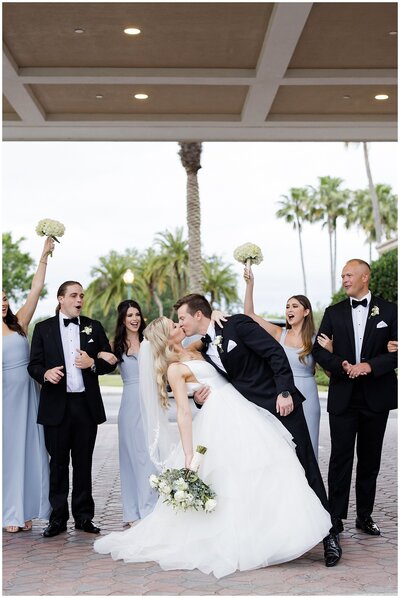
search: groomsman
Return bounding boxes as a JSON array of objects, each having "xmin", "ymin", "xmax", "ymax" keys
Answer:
[
  {"xmin": 28, "ymin": 281, "xmax": 115, "ymax": 537},
  {"xmin": 313, "ymin": 259, "xmax": 397, "ymax": 536}
]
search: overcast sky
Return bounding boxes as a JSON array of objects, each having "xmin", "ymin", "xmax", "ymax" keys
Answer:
[{"xmin": 2, "ymin": 141, "xmax": 398, "ymax": 319}]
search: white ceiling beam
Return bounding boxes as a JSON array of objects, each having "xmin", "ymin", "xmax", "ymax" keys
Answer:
[
  {"xmin": 241, "ymin": 2, "xmax": 313, "ymax": 123},
  {"xmin": 283, "ymin": 69, "xmax": 397, "ymax": 85},
  {"xmin": 3, "ymin": 121, "xmax": 396, "ymax": 142},
  {"xmin": 3, "ymin": 44, "xmax": 46, "ymax": 123},
  {"xmin": 19, "ymin": 67, "xmax": 256, "ymax": 85}
]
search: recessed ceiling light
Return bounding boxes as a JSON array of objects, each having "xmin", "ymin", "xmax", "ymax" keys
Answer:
[
  {"xmin": 343, "ymin": 95, "xmax": 351, "ymax": 100},
  {"xmin": 124, "ymin": 27, "xmax": 141, "ymax": 35},
  {"xmin": 74, "ymin": 27, "xmax": 85, "ymax": 34},
  {"xmin": 375, "ymin": 94, "xmax": 389, "ymax": 100},
  {"xmin": 96, "ymin": 95, "xmax": 103, "ymax": 99},
  {"xmin": 134, "ymin": 93, "xmax": 148, "ymax": 100}
]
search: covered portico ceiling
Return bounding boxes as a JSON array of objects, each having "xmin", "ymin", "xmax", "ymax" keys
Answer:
[{"xmin": 2, "ymin": 2, "xmax": 398, "ymax": 141}]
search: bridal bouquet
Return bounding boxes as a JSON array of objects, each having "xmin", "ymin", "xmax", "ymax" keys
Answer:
[
  {"xmin": 36, "ymin": 218, "xmax": 65, "ymax": 245},
  {"xmin": 149, "ymin": 446, "xmax": 217, "ymax": 513},
  {"xmin": 233, "ymin": 242, "xmax": 263, "ymax": 270}
]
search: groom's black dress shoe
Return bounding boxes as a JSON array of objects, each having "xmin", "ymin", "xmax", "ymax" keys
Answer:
[
  {"xmin": 355, "ymin": 515, "xmax": 380, "ymax": 536},
  {"xmin": 75, "ymin": 519, "xmax": 100, "ymax": 534},
  {"xmin": 42, "ymin": 520, "xmax": 67, "ymax": 538},
  {"xmin": 323, "ymin": 533, "xmax": 342, "ymax": 567}
]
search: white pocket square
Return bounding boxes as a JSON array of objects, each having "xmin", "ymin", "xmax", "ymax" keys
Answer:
[
  {"xmin": 376, "ymin": 321, "xmax": 388, "ymax": 328},
  {"xmin": 227, "ymin": 340, "xmax": 237, "ymax": 352},
  {"xmin": 88, "ymin": 338, "xmax": 94, "ymax": 343}
]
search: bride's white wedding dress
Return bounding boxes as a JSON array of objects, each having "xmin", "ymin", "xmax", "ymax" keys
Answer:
[{"xmin": 94, "ymin": 360, "xmax": 331, "ymax": 578}]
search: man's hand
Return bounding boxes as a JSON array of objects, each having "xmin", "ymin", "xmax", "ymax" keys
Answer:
[
  {"xmin": 276, "ymin": 392, "xmax": 294, "ymax": 417},
  {"xmin": 342, "ymin": 360, "xmax": 371, "ymax": 378},
  {"xmin": 193, "ymin": 385, "xmax": 211, "ymax": 405},
  {"xmin": 44, "ymin": 365, "xmax": 64, "ymax": 384},
  {"xmin": 75, "ymin": 349, "xmax": 94, "ymax": 370}
]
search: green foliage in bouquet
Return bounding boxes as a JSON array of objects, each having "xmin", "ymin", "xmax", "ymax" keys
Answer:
[{"xmin": 149, "ymin": 468, "xmax": 217, "ymax": 513}]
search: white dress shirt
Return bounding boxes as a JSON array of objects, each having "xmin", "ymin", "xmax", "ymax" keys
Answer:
[
  {"xmin": 59, "ymin": 312, "xmax": 85, "ymax": 392},
  {"xmin": 350, "ymin": 291, "xmax": 371, "ymax": 364},
  {"xmin": 205, "ymin": 323, "xmax": 227, "ymax": 372}
]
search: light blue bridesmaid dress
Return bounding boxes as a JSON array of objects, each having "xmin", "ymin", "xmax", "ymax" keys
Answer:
[
  {"xmin": 118, "ymin": 353, "xmax": 157, "ymax": 523},
  {"xmin": 279, "ymin": 329, "xmax": 321, "ymax": 459},
  {"xmin": 2, "ymin": 332, "xmax": 51, "ymax": 527}
]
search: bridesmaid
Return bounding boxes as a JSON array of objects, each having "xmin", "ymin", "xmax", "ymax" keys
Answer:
[
  {"xmin": 99, "ymin": 300, "xmax": 157, "ymax": 526},
  {"xmin": 243, "ymin": 266, "xmax": 321, "ymax": 459},
  {"xmin": 2, "ymin": 236, "xmax": 54, "ymax": 532}
]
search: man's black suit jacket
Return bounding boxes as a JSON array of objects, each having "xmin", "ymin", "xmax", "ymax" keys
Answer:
[
  {"xmin": 312, "ymin": 295, "xmax": 398, "ymax": 415},
  {"xmin": 206, "ymin": 314, "xmax": 304, "ymax": 411},
  {"xmin": 28, "ymin": 315, "xmax": 115, "ymax": 426}
]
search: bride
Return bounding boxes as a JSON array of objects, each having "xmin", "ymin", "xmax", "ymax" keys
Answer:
[{"xmin": 94, "ymin": 316, "xmax": 331, "ymax": 579}]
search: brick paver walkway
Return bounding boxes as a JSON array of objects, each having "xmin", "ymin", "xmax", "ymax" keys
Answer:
[{"xmin": 3, "ymin": 394, "xmax": 397, "ymax": 596}]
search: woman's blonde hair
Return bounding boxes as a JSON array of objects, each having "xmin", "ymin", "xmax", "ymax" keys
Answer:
[{"xmin": 143, "ymin": 316, "xmax": 178, "ymax": 408}]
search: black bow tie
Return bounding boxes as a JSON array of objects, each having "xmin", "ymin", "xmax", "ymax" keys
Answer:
[
  {"xmin": 352, "ymin": 299, "xmax": 368, "ymax": 309},
  {"xmin": 201, "ymin": 333, "xmax": 212, "ymax": 351},
  {"xmin": 64, "ymin": 317, "xmax": 79, "ymax": 327}
]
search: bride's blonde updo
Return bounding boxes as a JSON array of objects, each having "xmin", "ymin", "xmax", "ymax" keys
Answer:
[{"xmin": 143, "ymin": 316, "xmax": 179, "ymax": 408}]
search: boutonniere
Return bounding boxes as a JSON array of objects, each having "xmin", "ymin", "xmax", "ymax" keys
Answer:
[
  {"xmin": 369, "ymin": 305, "xmax": 379, "ymax": 318},
  {"xmin": 213, "ymin": 335, "xmax": 223, "ymax": 351},
  {"xmin": 81, "ymin": 325, "xmax": 93, "ymax": 336}
]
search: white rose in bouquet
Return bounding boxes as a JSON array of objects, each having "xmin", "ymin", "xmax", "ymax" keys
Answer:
[{"xmin": 36, "ymin": 218, "xmax": 65, "ymax": 256}]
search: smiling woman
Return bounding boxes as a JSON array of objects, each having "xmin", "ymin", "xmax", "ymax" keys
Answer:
[{"xmin": 243, "ymin": 265, "xmax": 322, "ymax": 459}]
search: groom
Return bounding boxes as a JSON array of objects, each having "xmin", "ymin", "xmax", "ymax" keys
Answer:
[{"xmin": 174, "ymin": 293, "xmax": 341, "ymax": 567}]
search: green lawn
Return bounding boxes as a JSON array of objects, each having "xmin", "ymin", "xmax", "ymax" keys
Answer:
[{"xmin": 100, "ymin": 374, "xmax": 123, "ymax": 387}]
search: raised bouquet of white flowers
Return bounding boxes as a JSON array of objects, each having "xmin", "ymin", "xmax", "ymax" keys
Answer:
[
  {"xmin": 36, "ymin": 218, "xmax": 65, "ymax": 245},
  {"xmin": 233, "ymin": 242, "xmax": 263, "ymax": 270},
  {"xmin": 149, "ymin": 446, "xmax": 217, "ymax": 513}
]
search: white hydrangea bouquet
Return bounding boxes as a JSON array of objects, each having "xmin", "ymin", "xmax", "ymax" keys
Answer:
[
  {"xmin": 36, "ymin": 218, "xmax": 65, "ymax": 244},
  {"xmin": 149, "ymin": 445, "xmax": 217, "ymax": 513},
  {"xmin": 233, "ymin": 242, "xmax": 263, "ymax": 270}
]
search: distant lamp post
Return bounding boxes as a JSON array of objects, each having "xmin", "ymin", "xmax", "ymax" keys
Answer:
[{"xmin": 123, "ymin": 268, "xmax": 135, "ymax": 300}]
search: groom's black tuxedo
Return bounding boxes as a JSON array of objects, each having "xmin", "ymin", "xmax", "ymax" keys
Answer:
[
  {"xmin": 202, "ymin": 314, "xmax": 329, "ymax": 513},
  {"xmin": 28, "ymin": 315, "xmax": 115, "ymax": 524},
  {"xmin": 313, "ymin": 295, "xmax": 397, "ymax": 522}
]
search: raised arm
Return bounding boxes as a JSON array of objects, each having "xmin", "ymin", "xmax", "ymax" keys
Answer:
[
  {"xmin": 167, "ymin": 362, "xmax": 194, "ymax": 468},
  {"xmin": 243, "ymin": 266, "xmax": 282, "ymax": 341},
  {"xmin": 16, "ymin": 237, "xmax": 55, "ymax": 332}
]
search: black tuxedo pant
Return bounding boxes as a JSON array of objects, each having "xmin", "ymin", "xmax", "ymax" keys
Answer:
[
  {"xmin": 43, "ymin": 392, "xmax": 97, "ymax": 524},
  {"xmin": 328, "ymin": 404, "xmax": 389, "ymax": 520},
  {"xmin": 275, "ymin": 403, "xmax": 330, "ymax": 515}
]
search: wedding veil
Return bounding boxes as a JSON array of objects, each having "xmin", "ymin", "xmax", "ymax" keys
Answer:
[{"xmin": 138, "ymin": 338, "xmax": 179, "ymax": 471}]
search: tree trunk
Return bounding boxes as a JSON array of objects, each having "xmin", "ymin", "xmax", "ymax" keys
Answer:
[
  {"xmin": 186, "ymin": 171, "xmax": 203, "ymax": 293},
  {"xmin": 296, "ymin": 222, "xmax": 307, "ymax": 295},
  {"xmin": 363, "ymin": 142, "xmax": 382, "ymax": 243},
  {"xmin": 179, "ymin": 142, "xmax": 203, "ymax": 294},
  {"xmin": 328, "ymin": 220, "xmax": 335, "ymax": 296},
  {"xmin": 153, "ymin": 291, "xmax": 163, "ymax": 317}
]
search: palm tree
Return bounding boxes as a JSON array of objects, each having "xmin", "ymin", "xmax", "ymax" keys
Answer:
[
  {"xmin": 344, "ymin": 142, "xmax": 382, "ymax": 243},
  {"xmin": 155, "ymin": 228, "xmax": 189, "ymax": 301},
  {"xmin": 276, "ymin": 187, "xmax": 310, "ymax": 295},
  {"xmin": 202, "ymin": 255, "xmax": 241, "ymax": 310},
  {"xmin": 345, "ymin": 184, "xmax": 398, "ymax": 261},
  {"xmin": 84, "ymin": 249, "xmax": 140, "ymax": 317},
  {"xmin": 309, "ymin": 176, "xmax": 350, "ymax": 295},
  {"xmin": 137, "ymin": 248, "xmax": 168, "ymax": 317},
  {"xmin": 178, "ymin": 142, "xmax": 203, "ymax": 293}
]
